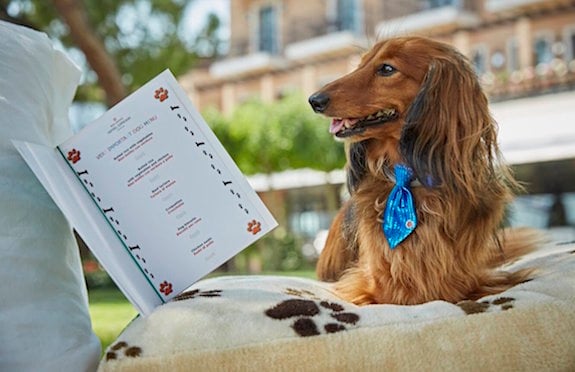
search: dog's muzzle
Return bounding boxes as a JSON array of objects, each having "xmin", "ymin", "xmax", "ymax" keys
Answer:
[{"xmin": 308, "ymin": 92, "xmax": 330, "ymax": 113}]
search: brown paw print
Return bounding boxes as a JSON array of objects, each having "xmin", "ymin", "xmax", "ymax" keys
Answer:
[
  {"xmin": 159, "ymin": 280, "xmax": 173, "ymax": 296},
  {"xmin": 284, "ymin": 288, "xmax": 320, "ymax": 300},
  {"xmin": 171, "ymin": 289, "xmax": 222, "ymax": 302},
  {"xmin": 265, "ymin": 298, "xmax": 360, "ymax": 337},
  {"xmin": 154, "ymin": 87, "xmax": 168, "ymax": 102},
  {"xmin": 105, "ymin": 341, "xmax": 142, "ymax": 361},
  {"xmin": 67, "ymin": 149, "xmax": 81, "ymax": 164},
  {"xmin": 457, "ymin": 296, "xmax": 516, "ymax": 315},
  {"xmin": 247, "ymin": 219, "xmax": 262, "ymax": 235}
]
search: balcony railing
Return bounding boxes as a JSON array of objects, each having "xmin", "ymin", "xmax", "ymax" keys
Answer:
[
  {"xmin": 485, "ymin": 0, "xmax": 555, "ymax": 13},
  {"xmin": 483, "ymin": 59, "xmax": 575, "ymax": 101},
  {"xmin": 284, "ymin": 31, "xmax": 367, "ymax": 62},
  {"xmin": 376, "ymin": 0, "xmax": 478, "ymax": 36},
  {"xmin": 209, "ymin": 52, "xmax": 285, "ymax": 79}
]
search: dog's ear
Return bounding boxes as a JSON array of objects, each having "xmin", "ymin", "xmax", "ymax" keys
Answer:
[
  {"xmin": 399, "ymin": 51, "xmax": 501, "ymax": 201},
  {"xmin": 346, "ymin": 141, "xmax": 368, "ymax": 194}
]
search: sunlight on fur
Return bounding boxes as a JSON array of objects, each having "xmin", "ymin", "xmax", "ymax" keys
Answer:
[{"xmin": 308, "ymin": 36, "xmax": 543, "ymax": 306}]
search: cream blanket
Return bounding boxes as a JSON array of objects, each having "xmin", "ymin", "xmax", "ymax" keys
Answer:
[{"xmin": 99, "ymin": 242, "xmax": 575, "ymax": 371}]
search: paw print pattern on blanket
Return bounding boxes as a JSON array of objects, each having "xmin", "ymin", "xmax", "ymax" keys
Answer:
[
  {"xmin": 265, "ymin": 295, "xmax": 360, "ymax": 337},
  {"xmin": 284, "ymin": 287, "xmax": 321, "ymax": 300},
  {"xmin": 456, "ymin": 296, "xmax": 516, "ymax": 315},
  {"xmin": 105, "ymin": 341, "xmax": 142, "ymax": 361},
  {"xmin": 171, "ymin": 288, "xmax": 222, "ymax": 302}
]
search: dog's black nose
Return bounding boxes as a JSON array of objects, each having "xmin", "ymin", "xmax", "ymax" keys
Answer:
[{"xmin": 308, "ymin": 92, "xmax": 330, "ymax": 113}]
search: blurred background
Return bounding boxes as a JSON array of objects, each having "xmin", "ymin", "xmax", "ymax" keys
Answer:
[{"xmin": 3, "ymin": 0, "xmax": 575, "ymax": 349}]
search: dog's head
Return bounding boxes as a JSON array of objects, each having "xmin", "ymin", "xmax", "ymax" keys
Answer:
[
  {"xmin": 309, "ymin": 37, "xmax": 429, "ymax": 141},
  {"xmin": 309, "ymin": 37, "xmax": 503, "ymax": 199}
]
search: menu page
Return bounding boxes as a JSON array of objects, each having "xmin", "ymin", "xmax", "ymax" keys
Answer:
[{"xmin": 58, "ymin": 70, "xmax": 277, "ymax": 303}]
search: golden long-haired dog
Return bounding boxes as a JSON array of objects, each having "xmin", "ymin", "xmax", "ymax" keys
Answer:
[{"xmin": 308, "ymin": 36, "xmax": 540, "ymax": 305}]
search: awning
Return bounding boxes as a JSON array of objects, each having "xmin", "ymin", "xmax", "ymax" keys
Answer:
[
  {"xmin": 493, "ymin": 90, "xmax": 575, "ymax": 165},
  {"xmin": 248, "ymin": 168, "xmax": 345, "ymax": 192}
]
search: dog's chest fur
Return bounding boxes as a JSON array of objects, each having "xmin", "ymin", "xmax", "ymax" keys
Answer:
[{"xmin": 344, "ymin": 173, "xmax": 439, "ymax": 255}]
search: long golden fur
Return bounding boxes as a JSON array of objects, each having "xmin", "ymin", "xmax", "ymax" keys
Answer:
[{"xmin": 308, "ymin": 37, "xmax": 541, "ymax": 305}]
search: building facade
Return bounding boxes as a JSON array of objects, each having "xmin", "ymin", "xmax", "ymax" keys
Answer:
[
  {"xmin": 182, "ymin": 0, "xmax": 575, "ymax": 112},
  {"xmin": 180, "ymin": 0, "xmax": 575, "ymax": 244}
]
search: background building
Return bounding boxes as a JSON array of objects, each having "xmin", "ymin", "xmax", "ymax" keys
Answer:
[{"xmin": 180, "ymin": 0, "xmax": 575, "ymax": 246}]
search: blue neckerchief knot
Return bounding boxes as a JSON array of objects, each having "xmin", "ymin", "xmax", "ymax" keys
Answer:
[{"xmin": 382, "ymin": 164, "xmax": 417, "ymax": 249}]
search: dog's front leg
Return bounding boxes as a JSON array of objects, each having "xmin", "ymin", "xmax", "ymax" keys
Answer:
[{"xmin": 316, "ymin": 202, "xmax": 357, "ymax": 281}]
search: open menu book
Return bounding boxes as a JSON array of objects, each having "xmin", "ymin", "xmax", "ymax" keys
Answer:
[{"xmin": 13, "ymin": 70, "xmax": 277, "ymax": 315}]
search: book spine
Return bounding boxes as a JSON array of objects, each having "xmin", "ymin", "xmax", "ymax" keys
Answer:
[{"xmin": 55, "ymin": 145, "xmax": 165, "ymax": 304}]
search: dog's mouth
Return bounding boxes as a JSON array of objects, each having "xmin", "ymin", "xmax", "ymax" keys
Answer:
[{"xmin": 329, "ymin": 108, "xmax": 398, "ymax": 138}]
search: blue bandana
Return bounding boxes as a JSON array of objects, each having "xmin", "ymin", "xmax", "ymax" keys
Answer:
[{"xmin": 382, "ymin": 164, "xmax": 417, "ymax": 249}]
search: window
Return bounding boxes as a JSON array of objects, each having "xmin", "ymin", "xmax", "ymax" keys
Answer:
[
  {"xmin": 286, "ymin": 189, "xmax": 334, "ymax": 239},
  {"xmin": 289, "ymin": 211, "xmax": 332, "ymax": 238},
  {"xmin": 336, "ymin": 0, "xmax": 359, "ymax": 33},
  {"xmin": 564, "ymin": 26, "xmax": 575, "ymax": 61},
  {"xmin": 508, "ymin": 194, "xmax": 554, "ymax": 229},
  {"xmin": 258, "ymin": 5, "xmax": 278, "ymax": 54},
  {"xmin": 569, "ymin": 32, "xmax": 575, "ymax": 60},
  {"xmin": 472, "ymin": 46, "xmax": 487, "ymax": 76},
  {"xmin": 507, "ymin": 38, "xmax": 520, "ymax": 72},
  {"xmin": 534, "ymin": 36, "xmax": 553, "ymax": 66},
  {"xmin": 427, "ymin": 0, "xmax": 456, "ymax": 9}
]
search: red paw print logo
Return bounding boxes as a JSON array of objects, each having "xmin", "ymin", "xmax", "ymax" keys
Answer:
[
  {"xmin": 247, "ymin": 220, "xmax": 262, "ymax": 235},
  {"xmin": 154, "ymin": 87, "xmax": 169, "ymax": 102},
  {"xmin": 67, "ymin": 149, "xmax": 81, "ymax": 164},
  {"xmin": 159, "ymin": 281, "xmax": 173, "ymax": 296}
]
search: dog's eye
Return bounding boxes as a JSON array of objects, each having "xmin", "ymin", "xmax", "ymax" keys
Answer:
[{"xmin": 377, "ymin": 64, "xmax": 396, "ymax": 77}]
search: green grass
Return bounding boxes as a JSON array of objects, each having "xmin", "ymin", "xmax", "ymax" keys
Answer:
[
  {"xmin": 88, "ymin": 287, "xmax": 137, "ymax": 353},
  {"xmin": 88, "ymin": 270, "xmax": 317, "ymax": 352}
]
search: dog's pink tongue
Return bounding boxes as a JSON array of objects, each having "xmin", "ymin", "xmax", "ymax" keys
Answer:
[
  {"xmin": 330, "ymin": 119, "xmax": 344, "ymax": 134},
  {"xmin": 329, "ymin": 118, "xmax": 358, "ymax": 134}
]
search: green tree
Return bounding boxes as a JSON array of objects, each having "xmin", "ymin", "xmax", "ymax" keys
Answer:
[
  {"xmin": 204, "ymin": 93, "xmax": 346, "ymax": 175},
  {"xmin": 1, "ymin": 0, "xmax": 220, "ymax": 106},
  {"xmin": 2, "ymin": 1, "xmax": 344, "ymax": 175},
  {"xmin": 205, "ymin": 93, "xmax": 345, "ymax": 273},
  {"xmin": 193, "ymin": 12, "xmax": 223, "ymax": 57}
]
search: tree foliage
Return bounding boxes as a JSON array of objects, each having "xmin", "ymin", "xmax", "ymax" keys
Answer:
[
  {"xmin": 2, "ymin": 1, "xmax": 344, "ymax": 175},
  {"xmin": 1, "ymin": 0, "xmax": 219, "ymax": 105},
  {"xmin": 204, "ymin": 93, "xmax": 346, "ymax": 175}
]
